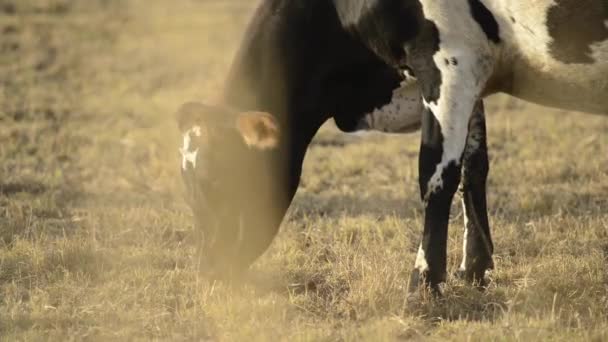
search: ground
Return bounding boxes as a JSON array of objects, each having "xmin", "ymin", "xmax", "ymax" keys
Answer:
[{"xmin": 0, "ymin": 1, "xmax": 607, "ymax": 340}]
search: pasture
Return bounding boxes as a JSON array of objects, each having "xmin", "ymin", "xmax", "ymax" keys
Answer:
[{"xmin": 1, "ymin": 0, "xmax": 607, "ymax": 340}]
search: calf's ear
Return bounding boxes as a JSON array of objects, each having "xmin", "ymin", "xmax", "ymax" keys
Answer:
[{"xmin": 235, "ymin": 112, "xmax": 280, "ymax": 150}]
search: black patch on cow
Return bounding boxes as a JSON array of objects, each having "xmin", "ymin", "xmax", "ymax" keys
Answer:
[
  {"xmin": 335, "ymin": 0, "xmax": 425, "ymax": 66},
  {"xmin": 420, "ymin": 159, "xmax": 460, "ymax": 288},
  {"xmin": 547, "ymin": 0, "xmax": 608, "ymax": 64},
  {"xmin": 419, "ymin": 107, "xmax": 443, "ymax": 199},
  {"xmin": 418, "ymin": 106, "xmax": 465, "ymax": 290},
  {"xmin": 459, "ymin": 103, "xmax": 494, "ymax": 284},
  {"xmin": 330, "ymin": 62, "xmax": 402, "ymax": 132},
  {"xmin": 443, "ymin": 57, "xmax": 458, "ymax": 67},
  {"xmin": 336, "ymin": 1, "xmax": 443, "ymax": 105},
  {"xmin": 408, "ymin": 20, "xmax": 442, "ymax": 104},
  {"xmin": 468, "ymin": 0, "xmax": 501, "ymax": 43},
  {"xmin": 221, "ymin": 0, "xmax": 421, "ymax": 191}
]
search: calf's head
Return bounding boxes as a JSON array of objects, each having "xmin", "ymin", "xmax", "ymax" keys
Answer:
[{"xmin": 176, "ymin": 102, "xmax": 285, "ymax": 274}]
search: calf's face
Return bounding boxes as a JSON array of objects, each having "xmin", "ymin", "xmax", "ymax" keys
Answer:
[{"xmin": 176, "ymin": 102, "xmax": 284, "ymax": 274}]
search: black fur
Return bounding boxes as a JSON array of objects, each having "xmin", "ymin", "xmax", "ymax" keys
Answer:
[
  {"xmin": 468, "ymin": 0, "xmax": 501, "ymax": 43},
  {"xmin": 417, "ymin": 107, "xmax": 460, "ymax": 291},
  {"xmin": 546, "ymin": 0, "xmax": 608, "ymax": 64},
  {"xmin": 335, "ymin": 0, "xmax": 424, "ymax": 66},
  {"xmin": 459, "ymin": 102, "xmax": 494, "ymax": 285},
  {"xmin": 203, "ymin": 0, "xmax": 416, "ymax": 270},
  {"xmin": 334, "ymin": 0, "xmax": 443, "ymax": 104},
  {"xmin": 407, "ymin": 20, "xmax": 442, "ymax": 104}
]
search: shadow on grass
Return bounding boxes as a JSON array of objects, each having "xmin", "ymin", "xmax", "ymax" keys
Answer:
[
  {"xmin": 0, "ymin": 181, "xmax": 47, "ymax": 196},
  {"xmin": 290, "ymin": 192, "xmax": 420, "ymax": 220},
  {"xmin": 222, "ymin": 265, "xmax": 509, "ymax": 324},
  {"xmin": 406, "ymin": 284, "xmax": 509, "ymax": 324}
]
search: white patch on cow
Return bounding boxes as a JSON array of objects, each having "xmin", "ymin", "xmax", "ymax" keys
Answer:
[
  {"xmin": 418, "ymin": 0, "xmax": 497, "ymax": 200},
  {"xmin": 360, "ymin": 80, "xmax": 423, "ymax": 133},
  {"xmin": 415, "ymin": 244, "xmax": 429, "ymax": 272},
  {"xmin": 459, "ymin": 198, "xmax": 469, "ymax": 272},
  {"xmin": 179, "ymin": 125, "xmax": 202, "ymax": 170}
]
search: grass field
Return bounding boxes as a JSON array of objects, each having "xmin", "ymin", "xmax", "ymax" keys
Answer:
[{"xmin": 1, "ymin": 0, "xmax": 607, "ymax": 340}]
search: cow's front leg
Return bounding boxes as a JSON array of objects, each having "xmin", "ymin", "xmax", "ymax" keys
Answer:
[
  {"xmin": 407, "ymin": 43, "xmax": 493, "ymax": 294},
  {"xmin": 457, "ymin": 101, "xmax": 494, "ymax": 285},
  {"xmin": 409, "ymin": 105, "xmax": 467, "ymax": 294}
]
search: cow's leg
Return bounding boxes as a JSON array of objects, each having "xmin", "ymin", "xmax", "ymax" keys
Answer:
[
  {"xmin": 456, "ymin": 101, "xmax": 494, "ymax": 286},
  {"xmin": 409, "ymin": 105, "xmax": 466, "ymax": 294},
  {"xmin": 407, "ymin": 37, "xmax": 494, "ymax": 294}
]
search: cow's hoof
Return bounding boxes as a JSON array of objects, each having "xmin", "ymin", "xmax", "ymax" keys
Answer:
[
  {"xmin": 455, "ymin": 257, "xmax": 494, "ymax": 287},
  {"xmin": 408, "ymin": 269, "xmax": 443, "ymax": 298},
  {"xmin": 454, "ymin": 267, "xmax": 492, "ymax": 289}
]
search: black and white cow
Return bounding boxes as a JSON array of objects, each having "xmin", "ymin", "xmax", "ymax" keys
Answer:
[{"xmin": 177, "ymin": 0, "xmax": 607, "ymax": 293}]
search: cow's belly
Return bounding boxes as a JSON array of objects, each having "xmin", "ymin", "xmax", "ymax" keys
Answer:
[{"xmin": 508, "ymin": 55, "xmax": 608, "ymax": 115}]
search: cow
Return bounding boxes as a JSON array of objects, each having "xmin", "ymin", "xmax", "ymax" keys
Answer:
[{"xmin": 177, "ymin": 0, "xmax": 608, "ymax": 294}]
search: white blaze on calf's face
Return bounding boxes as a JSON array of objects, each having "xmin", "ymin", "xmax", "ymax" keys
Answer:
[{"xmin": 180, "ymin": 125, "xmax": 203, "ymax": 171}]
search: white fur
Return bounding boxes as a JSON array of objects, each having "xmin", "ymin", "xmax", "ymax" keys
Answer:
[
  {"xmin": 360, "ymin": 80, "xmax": 422, "ymax": 133},
  {"xmin": 179, "ymin": 126, "xmax": 202, "ymax": 170},
  {"xmin": 419, "ymin": 0, "xmax": 497, "ymax": 200},
  {"xmin": 415, "ymin": 244, "xmax": 429, "ymax": 272},
  {"xmin": 459, "ymin": 199, "xmax": 469, "ymax": 272},
  {"xmin": 403, "ymin": 69, "xmax": 417, "ymax": 85}
]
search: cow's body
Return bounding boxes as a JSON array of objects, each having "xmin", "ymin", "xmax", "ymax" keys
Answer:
[
  {"xmin": 344, "ymin": 0, "xmax": 607, "ymax": 291},
  {"xmin": 485, "ymin": 0, "xmax": 608, "ymax": 113},
  {"xmin": 358, "ymin": 0, "xmax": 608, "ymax": 123},
  {"xmin": 177, "ymin": 0, "xmax": 607, "ymax": 291}
]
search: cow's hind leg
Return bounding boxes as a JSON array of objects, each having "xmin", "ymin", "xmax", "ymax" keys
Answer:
[{"xmin": 456, "ymin": 101, "xmax": 494, "ymax": 286}]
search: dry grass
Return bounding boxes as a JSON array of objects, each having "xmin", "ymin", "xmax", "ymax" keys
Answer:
[{"xmin": 1, "ymin": 0, "xmax": 607, "ymax": 340}]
